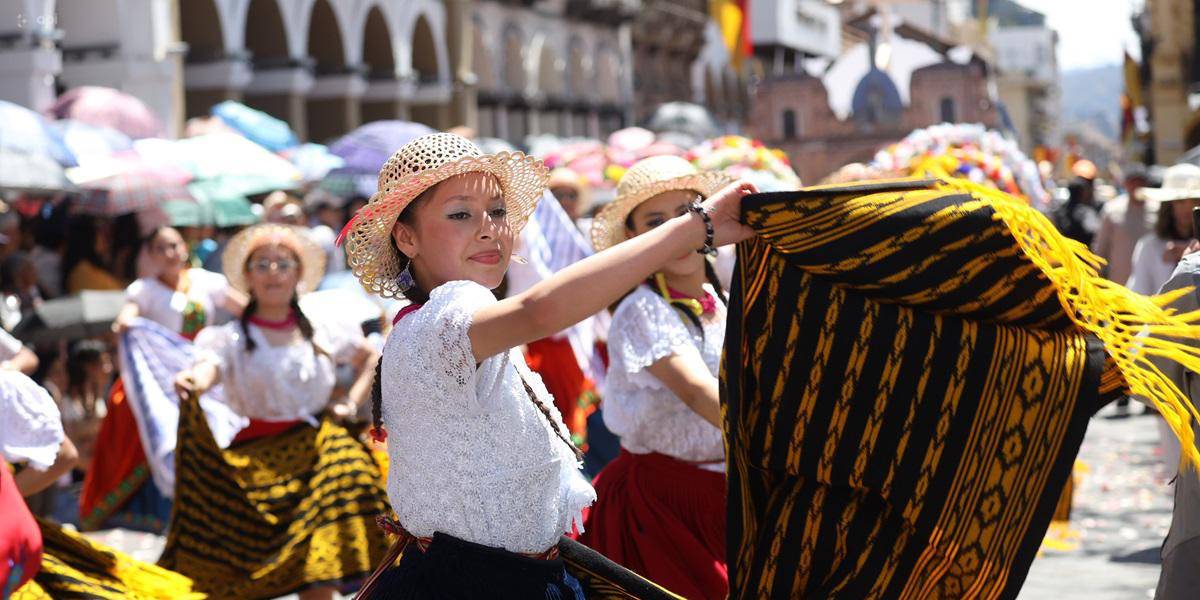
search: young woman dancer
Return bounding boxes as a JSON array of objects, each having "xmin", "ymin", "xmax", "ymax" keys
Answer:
[
  {"xmin": 577, "ymin": 155, "xmax": 733, "ymax": 599},
  {"xmin": 166, "ymin": 224, "xmax": 388, "ymax": 599},
  {"xmin": 338, "ymin": 133, "xmax": 756, "ymax": 598}
]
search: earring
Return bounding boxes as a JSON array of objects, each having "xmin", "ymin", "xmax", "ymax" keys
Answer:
[{"xmin": 397, "ymin": 262, "xmax": 415, "ymax": 292}]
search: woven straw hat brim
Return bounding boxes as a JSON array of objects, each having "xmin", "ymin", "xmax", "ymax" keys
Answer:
[
  {"xmin": 591, "ymin": 171, "xmax": 733, "ymax": 252},
  {"xmin": 1138, "ymin": 187, "xmax": 1200, "ymax": 202},
  {"xmin": 223, "ymin": 224, "xmax": 327, "ymax": 295},
  {"xmin": 343, "ymin": 152, "xmax": 548, "ymax": 299}
]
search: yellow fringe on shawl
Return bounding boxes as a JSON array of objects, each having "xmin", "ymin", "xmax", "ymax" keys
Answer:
[
  {"xmin": 12, "ymin": 519, "xmax": 203, "ymax": 600},
  {"xmin": 913, "ymin": 155, "xmax": 1200, "ymax": 470}
]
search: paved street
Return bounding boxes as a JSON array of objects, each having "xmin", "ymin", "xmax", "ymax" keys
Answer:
[
  {"xmin": 82, "ymin": 404, "xmax": 1178, "ymax": 600},
  {"xmin": 1021, "ymin": 404, "xmax": 1175, "ymax": 599}
]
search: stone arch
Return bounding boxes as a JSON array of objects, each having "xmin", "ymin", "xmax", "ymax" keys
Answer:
[
  {"xmin": 566, "ymin": 35, "xmax": 589, "ymax": 99},
  {"xmin": 180, "ymin": 0, "xmax": 225, "ymax": 62},
  {"xmin": 533, "ymin": 38, "xmax": 563, "ymax": 99},
  {"xmin": 362, "ymin": 5, "xmax": 394, "ymax": 79},
  {"xmin": 306, "ymin": 0, "xmax": 345, "ymax": 73},
  {"xmin": 595, "ymin": 42, "xmax": 620, "ymax": 103},
  {"xmin": 502, "ymin": 22, "xmax": 525, "ymax": 93},
  {"xmin": 411, "ymin": 13, "xmax": 438, "ymax": 83},
  {"xmin": 244, "ymin": 0, "xmax": 289, "ymax": 65},
  {"xmin": 471, "ymin": 16, "xmax": 497, "ymax": 91}
]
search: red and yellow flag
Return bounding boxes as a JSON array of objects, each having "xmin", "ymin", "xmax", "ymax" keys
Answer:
[{"xmin": 711, "ymin": 0, "xmax": 752, "ymax": 72}]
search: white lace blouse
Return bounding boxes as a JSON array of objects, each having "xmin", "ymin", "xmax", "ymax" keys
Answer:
[
  {"xmin": 604, "ymin": 285, "xmax": 726, "ymax": 468},
  {"xmin": 194, "ymin": 316, "xmax": 363, "ymax": 422},
  {"xmin": 1, "ymin": 371, "xmax": 65, "ymax": 470},
  {"xmin": 381, "ymin": 280, "xmax": 596, "ymax": 554}
]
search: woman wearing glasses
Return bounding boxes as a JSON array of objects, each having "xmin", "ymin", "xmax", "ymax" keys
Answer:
[{"xmin": 165, "ymin": 224, "xmax": 389, "ymax": 600}]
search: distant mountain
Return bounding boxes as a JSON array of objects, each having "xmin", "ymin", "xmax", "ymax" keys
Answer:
[{"xmin": 1060, "ymin": 64, "xmax": 1123, "ymax": 142}]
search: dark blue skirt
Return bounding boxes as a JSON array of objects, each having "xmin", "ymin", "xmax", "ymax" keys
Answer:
[{"xmin": 367, "ymin": 532, "xmax": 586, "ymax": 600}]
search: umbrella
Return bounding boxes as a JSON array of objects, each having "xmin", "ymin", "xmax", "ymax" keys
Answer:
[
  {"xmin": 136, "ymin": 134, "xmax": 302, "ymax": 184},
  {"xmin": 52, "ymin": 120, "xmax": 134, "ymax": 164},
  {"xmin": 10, "ymin": 290, "xmax": 126, "ymax": 346},
  {"xmin": 75, "ymin": 170, "xmax": 196, "ymax": 216},
  {"xmin": 645, "ymin": 102, "xmax": 718, "ymax": 141},
  {"xmin": 281, "ymin": 143, "xmax": 344, "ymax": 183},
  {"xmin": 330, "ymin": 120, "xmax": 435, "ymax": 173},
  {"xmin": 0, "ymin": 100, "xmax": 76, "ymax": 166},
  {"xmin": 0, "ymin": 149, "xmax": 76, "ymax": 193},
  {"xmin": 183, "ymin": 181, "xmax": 260, "ymax": 227},
  {"xmin": 211, "ymin": 100, "xmax": 299, "ymax": 152},
  {"xmin": 48, "ymin": 86, "xmax": 164, "ymax": 139}
]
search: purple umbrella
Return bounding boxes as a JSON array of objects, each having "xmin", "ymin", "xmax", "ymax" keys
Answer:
[{"xmin": 328, "ymin": 121, "xmax": 434, "ymax": 176}]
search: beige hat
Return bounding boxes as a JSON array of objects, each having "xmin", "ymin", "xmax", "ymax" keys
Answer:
[
  {"xmin": 222, "ymin": 223, "xmax": 326, "ymax": 295},
  {"xmin": 590, "ymin": 155, "xmax": 733, "ymax": 252},
  {"xmin": 1138, "ymin": 163, "xmax": 1200, "ymax": 203},
  {"xmin": 341, "ymin": 133, "xmax": 548, "ymax": 298}
]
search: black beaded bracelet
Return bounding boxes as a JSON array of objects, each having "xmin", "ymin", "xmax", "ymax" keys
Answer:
[{"xmin": 689, "ymin": 199, "xmax": 717, "ymax": 256}]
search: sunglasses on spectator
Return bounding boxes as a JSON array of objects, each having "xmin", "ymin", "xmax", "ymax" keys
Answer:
[{"xmin": 247, "ymin": 258, "xmax": 299, "ymax": 274}]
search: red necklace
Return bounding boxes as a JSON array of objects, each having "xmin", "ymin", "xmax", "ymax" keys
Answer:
[{"xmin": 248, "ymin": 311, "xmax": 297, "ymax": 330}]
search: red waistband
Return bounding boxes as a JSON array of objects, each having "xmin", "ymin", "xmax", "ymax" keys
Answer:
[{"xmin": 232, "ymin": 419, "xmax": 303, "ymax": 444}]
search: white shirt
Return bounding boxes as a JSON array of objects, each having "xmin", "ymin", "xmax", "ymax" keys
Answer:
[
  {"xmin": 0, "ymin": 328, "xmax": 23, "ymax": 363},
  {"xmin": 124, "ymin": 269, "xmax": 229, "ymax": 334},
  {"xmin": 1128, "ymin": 235, "xmax": 1180, "ymax": 296},
  {"xmin": 194, "ymin": 315, "xmax": 362, "ymax": 422},
  {"xmin": 0, "ymin": 371, "xmax": 64, "ymax": 470},
  {"xmin": 382, "ymin": 280, "xmax": 595, "ymax": 554},
  {"xmin": 604, "ymin": 285, "xmax": 726, "ymax": 468}
]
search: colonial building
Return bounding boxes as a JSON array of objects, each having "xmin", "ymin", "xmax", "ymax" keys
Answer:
[
  {"xmin": 0, "ymin": 0, "xmax": 742, "ymax": 146},
  {"xmin": 748, "ymin": 8, "xmax": 998, "ymax": 183},
  {"xmin": 1142, "ymin": 0, "xmax": 1199, "ymax": 163}
]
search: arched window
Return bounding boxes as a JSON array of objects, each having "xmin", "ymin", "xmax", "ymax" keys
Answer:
[
  {"xmin": 782, "ymin": 109, "xmax": 797, "ymax": 139},
  {"xmin": 939, "ymin": 97, "xmax": 957, "ymax": 123}
]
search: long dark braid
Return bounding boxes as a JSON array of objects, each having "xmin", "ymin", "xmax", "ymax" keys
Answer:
[
  {"xmin": 521, "ymin": 378, "xmax": 584, "ymax": 462},
  {"xmin": 240, "ymin": 297, "xmax": 258, "ymax": 353},
  {"xmin": 370, "ymin": 356, "xmax": 384, "ymax": 439}
]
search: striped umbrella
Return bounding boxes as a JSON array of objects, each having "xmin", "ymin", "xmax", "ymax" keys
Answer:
[
  {"xmin": 76, "ymin": 171, "xmax": 196, "ymax": 216},
  {"xmin": 48, "ymin": 86, "xmax": 164, "ymax": 139}
]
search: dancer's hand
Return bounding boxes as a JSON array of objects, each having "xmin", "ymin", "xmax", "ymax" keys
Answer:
[
  {"xmin": 174, "ymin": 370, "xmax": 197, "ymax": 400},
  {"xmin": 702, "ymin": 180, "xmax": 759, "ymax": 248}
]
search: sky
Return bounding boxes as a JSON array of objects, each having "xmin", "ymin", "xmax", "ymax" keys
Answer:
[{"xmin": 1013, "ymin": 0, "xmax": 1144, "ymax": 70}]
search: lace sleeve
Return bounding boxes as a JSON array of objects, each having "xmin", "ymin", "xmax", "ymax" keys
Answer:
[
  {"xmin": 391, "ymin": 280, "xmax": 497, "ymax": 399},
  {"xmin": 610, "ymin": 287, "xmax": 697, "ymax": 375},
  {"xmin": 193, "ymin": 323, "xmax": 237, "ymax": 370},
  {"xmin": 0, "ymin": 372, "xmax": 64, "ymax": 470}
]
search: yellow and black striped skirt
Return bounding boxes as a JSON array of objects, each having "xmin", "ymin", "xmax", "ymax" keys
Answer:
[{"xmin": 158, "ymin": 394, "xmax": 390, "ymax": 599}]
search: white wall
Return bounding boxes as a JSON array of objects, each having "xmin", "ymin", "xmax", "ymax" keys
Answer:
[
  {"xmin": 751, "ymin": 0, "xmax": 840, "ymax": 58},
  {"xmin": 991, "ymin": 26, "xmax": 1057, "ymax": 84}
]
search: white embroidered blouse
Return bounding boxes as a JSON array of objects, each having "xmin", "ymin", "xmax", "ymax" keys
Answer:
[
  {"xmin": 0, "ymin": 371, "xmax": 65, "ymax": 470},
  {"xmin": 603, "ymin": 285, "xmax": 726, "ymax": 468},
  {"xmin": 194, "ymin": 315, "xmax": 363, "ymax": 422},
  {"xmin": 381, "ymin": 280, "xmax": 596, "ymax": 554}
]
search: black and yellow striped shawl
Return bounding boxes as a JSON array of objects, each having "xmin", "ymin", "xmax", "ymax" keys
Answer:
[{"xmin": 723, "ymin": 178, "xmax": 1200, "ymax": 599}]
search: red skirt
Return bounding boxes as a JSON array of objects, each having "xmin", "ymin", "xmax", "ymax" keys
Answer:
[
  {"xmin": 525, "ymin": 336, "xmax": 598, "ymax": 447},
  {"xmin": 578, "ymin": 450, "xmax": 727, "ymax": 600}
]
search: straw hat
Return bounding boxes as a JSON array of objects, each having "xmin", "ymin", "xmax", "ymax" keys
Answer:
[
  {"xmin": 222, "ymin": 223, "xmax": 327, "ymax": 295},
  {"xmin": 341, "ymin": 133, "xmax": 548, "ymax": 298},
  {"xmin": 1138, "ymin": 163, "xmax": 1200, "ymax": 203},
  {"xmin": 590, "ymin": 155, "xmax": 732, "ymax": 252}
]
